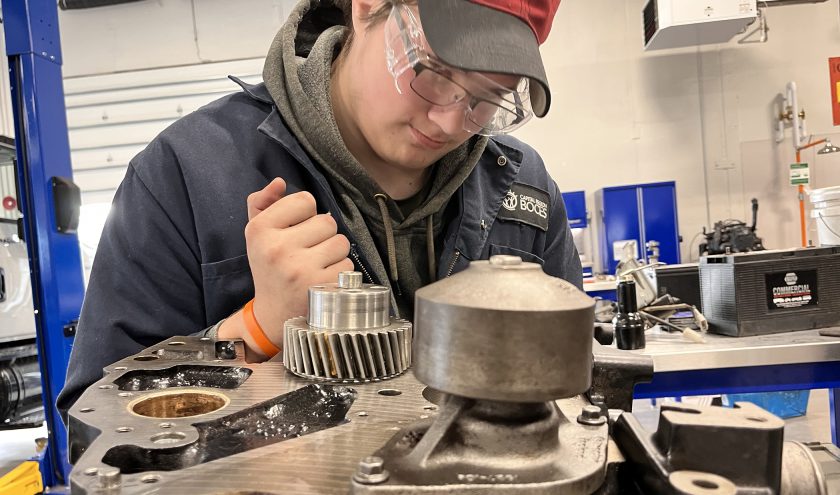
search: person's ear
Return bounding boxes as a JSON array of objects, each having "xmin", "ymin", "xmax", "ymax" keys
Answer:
[{"xmin": 350, "ymin": 0, "xmax": 380, "ymax": 31}]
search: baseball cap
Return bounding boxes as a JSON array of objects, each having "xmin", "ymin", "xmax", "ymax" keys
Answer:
[{"xmin": 417, "ymin": 0, "xmax": 561, "ymax": 118}]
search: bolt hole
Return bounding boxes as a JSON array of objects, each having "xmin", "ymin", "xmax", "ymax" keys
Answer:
[
  {"xmin": 114, "ymin": 366, "xmax": 127, "ymax": 371},
  {"xmin": 378, "ymin": 389, "xmax": 402, "ymax": 397},
  {"xmin": 168, "ymin": 341, "xmax": 185, "ymax": 346},
  {"xmin": 98, "ymin": 385, "xmax": 114, "ymax": 390},
  {"xmin": 747, "ymin": 416, "xmax": 768, "ymax": 423},
  {"xmin": 134, "ymin": 355, "xmax": 159, "ymax": 361},
  {"xmin": 200, "ymin": 337, "xmax": 211, "ymax": 341},
  {"xmin": 150, "ymin": 432, "xmax": 186, "ymax": 444},
  {"xmin": 692, "ymin": 479, "xmax": 719, "ymax": 489},
  {"xmin": 118, "ymin": 392, "xmax": 133, "ymax": 398},
  {"xmin": 83, "ymin": 468, "xmax": 98, "ymax": 476},
  {"xmin": 141, "ymin": 474, "xmax": 161, "ymax": 484},
  {"xmin": 116, "ymin": 426, "xmax": 133, "ymax": 433},
  {"xmin": 80, "ymin": 407, "xmax": 94, "ymax": 413},
  {"xmin": 131, "ymin": 391, "xmax": 227, "ymax": 418},
  {"xmin": 159, "ymin": 422, "xmax": 175, "ymax": 429}
]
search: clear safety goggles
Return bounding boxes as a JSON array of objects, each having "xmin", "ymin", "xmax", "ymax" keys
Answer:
[{"xmin": 384, "ymin": 4, "xmax": 533, "ymax": 136}]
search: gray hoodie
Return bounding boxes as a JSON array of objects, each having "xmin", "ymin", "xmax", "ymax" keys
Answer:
[{"xmin": 263, "ymin": 0, "xmax": 487, "ymax": 318}]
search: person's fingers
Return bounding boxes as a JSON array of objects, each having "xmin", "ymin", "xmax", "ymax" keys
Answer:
[
  {"xmin": 251, "ymin": 190, "xmax": 319, "ymax": 229},
  {"xmin": 308, "ymin": 234, "xmax": 352, "ymax": 268},
  {"xmin": 280, "ymin": 214, "xmax": 338, "ymax": 249},
  {"xmin": 247, "ymin": 178, "xmax": 287, "ymax": 220}
]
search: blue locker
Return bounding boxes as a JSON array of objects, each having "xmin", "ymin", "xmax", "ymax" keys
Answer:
[
  {"xmin": 596, "ymin": 181, "xmax": 681, "ymax": 275},
  {"xmin": 561, "ymin": 191, "xmax": 587, "ymax": 228}
]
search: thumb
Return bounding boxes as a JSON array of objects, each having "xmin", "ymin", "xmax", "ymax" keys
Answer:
[{"xmin": 247, "ymin": 178, "xmax": 287, "ymax": 220}]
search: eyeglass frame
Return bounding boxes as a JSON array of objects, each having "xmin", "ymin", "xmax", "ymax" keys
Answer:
[{"xmin": 384, "ymin": 4, "xmax": 533, "ymax": 136}]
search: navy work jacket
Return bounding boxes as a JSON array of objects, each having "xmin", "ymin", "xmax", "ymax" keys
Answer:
[{"xmin": 57, "ymin": 78, "xmax": 582, "ymax": 419}]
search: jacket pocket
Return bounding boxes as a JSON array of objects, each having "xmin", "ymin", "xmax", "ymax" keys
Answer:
[
  {"xmin": 201, "ymin": 254, "xmax": 251, "ymax": 280},
  {"xmin": 489, "ymin": 244, "xmax": 545, "ymax": 266},
  {"xmin": 201, "ymin": 254, "xmax": 254, "ymax": 324}
]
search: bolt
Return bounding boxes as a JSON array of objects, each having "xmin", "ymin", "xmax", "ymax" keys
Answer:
[
  {"xmin": 98, "ymin": 467, "xmax": 121, "ymax": 489},
  {"xmin": 577, "ymin": 405, "xmax": 607, "ymax": 426},
  {"xmin": 497, "ymin": 155, "xmax": 507, "ymax": 167},
  {"xmin": 353, "ymin": 456, "xmax": 389, "ymax": 485}
]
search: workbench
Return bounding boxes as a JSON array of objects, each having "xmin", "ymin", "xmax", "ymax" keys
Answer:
[{"xmin": 629, "ymin": 327, "xmax": 840, "ymax": 445}]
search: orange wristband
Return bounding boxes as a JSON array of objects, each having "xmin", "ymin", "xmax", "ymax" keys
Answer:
[{"xmin": 243, "ymin": 299, "xmax": 281, "ymax": 358}]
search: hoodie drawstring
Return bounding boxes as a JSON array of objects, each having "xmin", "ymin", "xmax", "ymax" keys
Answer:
[
  {"xmin": 374, "ymin": 193, "xmax": 399, "ymax": 285},
  {"xmin": 426, "ymin": 215, "xmax": 436, "ymax": 282},
  {"xmin": 374, "ymin": 193, "xmax": 438, "ymax": 286}
]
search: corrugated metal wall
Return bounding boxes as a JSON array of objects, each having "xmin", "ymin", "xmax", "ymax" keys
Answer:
[{"xmin": 64, "ymin": 57, "xmax": 264, "ymax": 206}]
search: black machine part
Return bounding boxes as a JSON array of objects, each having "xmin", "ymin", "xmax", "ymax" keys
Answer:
[
  {"xmin": 613, "ymin": 277, "xmax": 646, "ymax": 350},
  {"xmin": 0, "ymin": 341, "xmax": 43, "ymax": 428},
  {"xmin": 613, "ymin": 401, "xmax": 827, "ymax": 494},
  {"xmin": 700, "ymin": 198, "xmax": 766, "ymax": 256}
]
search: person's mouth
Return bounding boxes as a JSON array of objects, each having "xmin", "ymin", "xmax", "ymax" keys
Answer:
[{"xmin": 410, "ymin": 126, "xmax": 447, "ymax": 150}]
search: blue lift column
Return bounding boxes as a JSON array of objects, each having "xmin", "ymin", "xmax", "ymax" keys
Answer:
[{"xmin": 2, "ymin": 0, "xmax": 85, "ymax": 487}]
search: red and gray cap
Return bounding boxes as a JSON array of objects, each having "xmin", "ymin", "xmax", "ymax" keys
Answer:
[{"xmin": 417, "ymin": 0, "xmax": 561, "ymax": 118}]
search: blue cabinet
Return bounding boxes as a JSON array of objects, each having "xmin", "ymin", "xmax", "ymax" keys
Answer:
[
  {"xmin": 561, "ymin": 191, "xmax": 587, "ymax": 228},
  {"xmin": 596, "ymin": 181, "xmax": 681, "ymax": 275}
]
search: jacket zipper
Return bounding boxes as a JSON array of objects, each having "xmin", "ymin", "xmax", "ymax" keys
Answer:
[
  {"xmin": 446, "ymin": 250, "xmax": 461, "ymax": 278},
  {"xmin": 350, "ymin": 246, "xmax": 374, "ymax": 284}
]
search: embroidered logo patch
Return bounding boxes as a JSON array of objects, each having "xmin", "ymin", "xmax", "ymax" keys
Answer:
[{"xmin": 497, "ymin": 183, "xmax": 550, "ymax": 231}]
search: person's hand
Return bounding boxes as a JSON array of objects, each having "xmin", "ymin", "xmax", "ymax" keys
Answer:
[{"xmin": 243, "ymin": 178, "xmax": 354, "ymax": 350}]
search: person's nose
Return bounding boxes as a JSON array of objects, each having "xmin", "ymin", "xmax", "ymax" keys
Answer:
[{"xmin": 427, "ymin": 104, "xmax": 467, "ymax": 136}]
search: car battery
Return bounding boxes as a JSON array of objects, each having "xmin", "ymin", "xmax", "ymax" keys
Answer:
[
  {"xmin": 699, "ymin": 247, "xmax": 840, "ymax": 336},
  {"xmin": 655, "ymin": 263, "xmax": 701, "ymax": 308}
]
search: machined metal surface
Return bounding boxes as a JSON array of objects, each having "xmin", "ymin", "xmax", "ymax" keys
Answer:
[
  {"xmin": 284, "ymin": 272, "xmax": 412, "ymax": 382},
  {"xmin": 69, "ymin": 336, "xmax": 431, "ymax": 494},
  {"xmin": 630, "ymin": 327, "xmax": 840, "ymax": 372},
  {"xmin": 68, "ymin": 336, "xmax": 603, "ymax": 494},
  {"xmin": 414, "ymin": 256, "xmax": 595, "ymax": 402}
]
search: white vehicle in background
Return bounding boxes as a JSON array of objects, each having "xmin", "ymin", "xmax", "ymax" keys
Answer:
[{"xmin": 0, "ymin": 136, "xmax": 43, "ymax": 428}]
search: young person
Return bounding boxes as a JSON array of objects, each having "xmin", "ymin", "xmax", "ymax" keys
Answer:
[{"xmin": 58, "ymin": 0, "xmax": 580, "ymax": 418}]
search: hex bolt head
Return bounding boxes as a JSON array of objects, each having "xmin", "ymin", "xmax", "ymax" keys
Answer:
[
  {"xmin": 353, "ymin": 456, "xmax": 389, "ymax": 485},
  {"xmin": 98, "ymin": 467, "xmax": 122, "ymax": 489},
  {"xmin": 577, "ymin": 405, "xmax": 607, "ymax": 426}
]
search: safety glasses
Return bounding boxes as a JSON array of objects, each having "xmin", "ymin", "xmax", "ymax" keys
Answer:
[{"xmin": 384, "ymin": 4, "xmax": 533, "ymax": 136}]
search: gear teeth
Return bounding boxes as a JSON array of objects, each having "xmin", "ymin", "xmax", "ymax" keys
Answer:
[{"xmin": 284, "ymin": 318, "xmax": 412, "ymax": 382}]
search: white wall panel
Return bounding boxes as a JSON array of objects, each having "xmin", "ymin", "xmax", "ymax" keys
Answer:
[{"xmin": 64, "ymin": 57, "xmax": 264, "ymax": 207}]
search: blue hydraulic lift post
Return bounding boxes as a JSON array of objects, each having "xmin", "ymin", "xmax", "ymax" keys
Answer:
[{"xmin": 2, "ymin": 0, "xmax": 86, "ymax": 487}]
